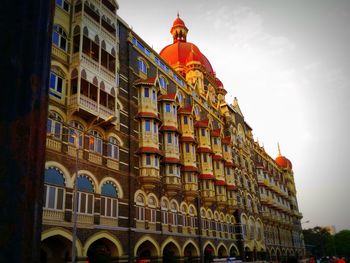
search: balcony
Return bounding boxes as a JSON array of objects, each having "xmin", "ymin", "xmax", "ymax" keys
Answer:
[
  {"xmin": 201, "ymin": 189, "xmax": 216, "ymax": 206},
  {"xmin": 51, "ymin": 45, "xmax": 68, "ymax": 63},
  {"xmin": 88, "ymin": 152, "xmax": 102, "ymax": 165},
  {"xmin": 216, "ymin": 194, "xmax": 227, "ymax": 208},
  {"xmin": 77, "ymin": 214, "xmax": 94, "ymax": 225},
  {"xmin": 139, "ymin": 167, "xmax": 160, "ymax": 191},
  {"xmin": 106, "ymin": 158, "xmax": 119, "ymax": 170},
  {"xmin": 42, "ymin": 209, "xmax": 64, "ymax": 222},
  {"xmin": 100, "ymin": 216, "xmax": 118, "ymax": 227},
  {"xmin": 183, "ymin": 183, "xmax": 198, "ymax": 201},
  {"xmin": 68, "ymin": 94, "xmax": 114, "ymax": 120},
  {"xmin": 164, "ymin": 176, "xmax": 182, "ymax": 196},
  {"xmin": 46, "ymin": 137, "xmax": 62, "ymax": 152}
]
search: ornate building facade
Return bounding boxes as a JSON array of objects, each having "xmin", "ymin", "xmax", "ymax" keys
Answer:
[{"xmin": 41, "ymin": 1, "xmax": 304, "ymax": 262}]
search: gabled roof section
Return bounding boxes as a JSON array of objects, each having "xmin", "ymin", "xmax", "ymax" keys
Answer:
[
  {"xmin": 158, "ymin": 92, "xmax": 177, "ymax": 101},
  {"xmin": 134, "ymin": 77, "xmax": 156, "ymax": 86}
]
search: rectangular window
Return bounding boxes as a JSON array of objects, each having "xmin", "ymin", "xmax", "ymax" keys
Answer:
[
  {"xmin": 165, "ymin": 103, "xmax": 171, "ymax": 112},
  {"xmin": 213, "ymin": 138, "xmax": 217, "ymax": 144},
  {"xmin": 155, "ymin": 156, "xmax": 158, "ymax": 167},
  {"xmin": 145, "ymin": 120, "xmax": 151, "ymax": 132},
  {"xmin": 227, "ymin": 167, "xmax": 231, "ymax": 175},
  {"xmin": 49, "ymin": 72, "xmax": 63, "ymax": 99},
  {"xmin": 146, "ymin": 154, "xmax": 151, "ymax": 165},
  {"xmin": 184, "ymin": 116, "xmax": 188, "ymax": 124},
  {"xmin": 185, "ymin": 144, "xmax": 190, "ymax": 153},
  {"xmin": 201, "ymin": 128, "xmax": 205, "ymax": 136},
  {"xmin": 144, "ymin": 87, "xmax": 149, "ymax": 97},
  {"xmin": 224, "ymin": 144, "xmax": 228, "ymax": 152},
  {"xmin": 167, "ymin": 133, "xmax": 172, "ymax": 143},
  {"xmin": 169, "ymin": 165, "xmax": 173, "ymax": 174},
  {"xmin": 216, "ymin": 161, "xmax": 220, "ymax": 169},
  {"xmin": 203, "ymin": 154, "xmax": 207, "ymax": 162},
  {"xmin": 152, "ymin": 90, "xmax": 156, "ymax": 100}
]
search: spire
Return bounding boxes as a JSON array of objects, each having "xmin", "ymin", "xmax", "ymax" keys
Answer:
[
  {"xmin": 278, "ymin": 142, "xmax": 281, "ymax": 156},
  {"xmin": 177, "ymin": 11, "xmax": 179, "ymax": 18}
]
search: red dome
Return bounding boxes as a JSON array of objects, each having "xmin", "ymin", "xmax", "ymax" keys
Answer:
[
  {"xmin": 215, "ymin": 77, "xmax": 224, "ymax": 88},
  {"xmin": 275, "ymin": 156, "xmax": 292, "ymax": 169},
  {"xmin": 172, "ymin": 17, "xmax": 185, "ymax": 27},
  {"xmin": 160, "ymin": 15, "xmax": 215, "ymax": 75}
]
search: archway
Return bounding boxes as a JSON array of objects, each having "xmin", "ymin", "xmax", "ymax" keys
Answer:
[
  {"xmin": 204, "ymin": 243, "xmax": 215, "ymax": 263},
  {"xmin": 184, "ymin": 242, "xmax": 199, "ymax": 263},
  {"xmin": 41, "ymin": 235, "xmax": 71, "ymax": 263},
  {"xmin": 229, "ymin": 244, "xmax": 239, "ymax": 258},
  {"xmin": 245, "ymin": 246, "xmax": 253, "ymax": 262},
  {"xmin": 87, "ymin": 238, "xmax": 119, "ymax": 263},
  {"xmin": 136, "ymin": 240, "xmax": 159, "ymax": 261},
  {"xmin": 163, "ymin": 242, "xmax": 180, "ymax": 263},
  {"xmin": 218, "ymin": 244, "xmax": 228, "ymax": 258}
]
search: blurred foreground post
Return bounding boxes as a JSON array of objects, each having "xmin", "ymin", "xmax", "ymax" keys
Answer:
[{"xmin": 0, "ymin": 0, "xmax": 54, "ymax": 261}]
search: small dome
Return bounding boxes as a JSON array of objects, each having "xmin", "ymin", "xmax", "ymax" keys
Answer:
[
  {"xmin": 172, "ymin": 16, "xmax": 185, "ymax": 27},
  {"xmin": 275, "ymin": 143, "xmax": 292, "ymax": 169},
  {"xmin": 160, "ymin": 14, "xmax": 215, "ymax": 75},
  {"xmin": 275, "ymin": 156, "xmax": 292, "ymax": 169}
]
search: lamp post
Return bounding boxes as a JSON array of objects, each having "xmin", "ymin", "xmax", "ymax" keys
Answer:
[{"xmin": 71, "ymin": 116, "xmax": 116, "ymax": 263}]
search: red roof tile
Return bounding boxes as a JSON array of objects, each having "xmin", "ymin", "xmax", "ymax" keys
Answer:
[
  {"xmin": 158, "ymin": 93, "xmax": 176, "ymax": 101},
  {"xmin": 137, "ymin": 147, "xmax": 163, "ymax": 155},
  {"xmin": 224, "ymin": 161, "xmax": 234, "ymax": 167},
  {"xmin": 197, "ymin": 147, "xmax": 213, "ymax": 154},
  {"xmin": 215, "ymin": 180, "xmax": 226, "ymax": 186},
  {"xmin": 134, "ymin": 77, "xmax": 156, "ymax": 86},
  {"xmin": 222, "ymin": 136, "xmax": 231, "ymax": 144},
  {"xmin": 178, "ymin": 106, "xmax": 193, "ymax": 114},
  {"xmin": 181, "ymin": 165, "xmax": 198, "ymax": 172},
  {"xmin": 226, "ymin": 185, "xmax": 237, "ymax": 191},
  {"xmin": 211, "ymin": 128, "xmax": 221, "ymax": 137},
  {"xmin": 199, "ymin": 174, "xmax": 215, "ymax": 180},
  {"xmin": 162, "ymin": 157, "xmax": 181, "ymax": 164},
  {"xmin": 159, "ymin": 125, "xmax": 178, "ymax": 132},
  {"xmin": 194, "ymin": 119, "xmax": 209, "ymax": 128},
  {"xmin": 135, "ymin": 112, "xmax": 160, "ymax": 120},
  {"xmin": 212, "ymin": 154, "xmax": 223, "ymax": 160},
  {"xmin": 180, "ymin": 136, "xmax": 196, "ymax": 143}
]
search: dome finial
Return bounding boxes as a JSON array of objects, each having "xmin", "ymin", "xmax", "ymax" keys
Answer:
[
  {"xmin": 177, "ymin": 11, "xmax": 179, "ymax": 18},
  {"xmin": 278, "ymin": 142, "xmax": 281, "ymax": 156}
]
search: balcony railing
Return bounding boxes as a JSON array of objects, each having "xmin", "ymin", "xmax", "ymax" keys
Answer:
[{"xmin": 68, "ymin": 94, "xmax": 115, "ymax": 120}]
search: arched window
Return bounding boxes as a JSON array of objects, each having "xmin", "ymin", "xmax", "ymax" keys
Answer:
[
  {"xmin": 89, "ymin": 130, "xmax": 103, "ymax": 154},
  {"xmin": 135, "ymin": 194, "xmax": 145, "ymax": 221},
  {"xmin": 138, "ymin": 59, "xmax": 147, "ymax": 75},
  {"xmin": 55, "ymin": 0, "xmax": 70, "ymax": 12},
  {"xmin": 169, "ymin": 201, "xmax": 178, "ymax": 226},
  {"xmin": 101, "ymin": 181, "xmax": 118, "ymax": 218},
  {"xmin": 161, "ymin": 199, "xmax": 169, "ymax": 224},
  {"xmin": 49, "ymin": 69, "xmax": 65, "ymax": 100},
  {"xmin": 47, "ymin": 111, "xmax": 63, "ymax": 139},
  {"xmin": 76, "ymin": 175, "xmax": 94, "ymax": 214},
  {"xmin": 147, "ymin": 196, "xmax": 157, "ymax": 223},
  {"xmin": 44, "ymin": 167, "xmax": 65, "ymax": 210},
  {"xmin": 159, "ymin": 76, "xmax": 167, "ymax": 89},
  {"xmin": 107, "ymin": 137, "xmax": 119, "ymax": 160},
  {"xmin": 68, "ymin": 121, "xmax": 84, "ymax": 148},
  {"xmin": 52, "ymin": 25, "xmax": 68, "ymax": 51}
]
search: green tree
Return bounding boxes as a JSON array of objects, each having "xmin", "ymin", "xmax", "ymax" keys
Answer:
[
  {"xmin": 334, "ymin": 230, "xmax": 350, "ymax": 257},
  {"xmin": 303, "ymin": 227, "xmax": 332, "ymax": 258}
]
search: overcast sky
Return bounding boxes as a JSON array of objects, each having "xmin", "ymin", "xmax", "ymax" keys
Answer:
[{"xmin": 118, "ymin": 0, "xmax": 350, "ymax": 231}]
